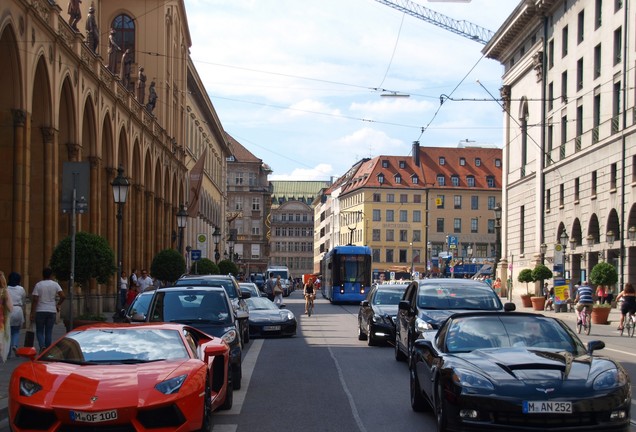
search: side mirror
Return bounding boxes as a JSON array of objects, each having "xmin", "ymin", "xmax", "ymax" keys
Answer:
[
  {"xmin": 504, "ymin": 302, "xmax": 516, "ymax": 312},
  {"xmin": 587, "ymin": 340, "xmax": 605, "ymax": 355},
  {"xmin": 204, "ymin": 344, "xmax": 228, "ymax": 358},
  {"xmin": 131, "ymin": 313, "xmax": 146, "ymax": 322},
  {"xmin": 16, "ymin": 347, "xmax": 38, "ymax": 360},
  {"xmin": 413, "ymin": 338, "xmax": 434, "ymax": 354},
  {"xmin": 361, "ymin": 300, "xmax": 369, "ymax": 307},
  {"xmin": 240, "ymin": 289, "xmax": 252, "ymax": 299}
]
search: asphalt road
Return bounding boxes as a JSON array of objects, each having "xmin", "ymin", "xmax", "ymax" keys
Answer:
[{"xmin": 2, "ymin": 291, "xmax": 636, "ymax": 432}]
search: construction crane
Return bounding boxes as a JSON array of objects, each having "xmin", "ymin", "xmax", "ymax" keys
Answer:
[{"xmin": 374, "ymin": 0, "xmax": 494, "ymax": 45}]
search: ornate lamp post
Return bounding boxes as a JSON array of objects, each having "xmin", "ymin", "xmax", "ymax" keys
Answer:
[
  {"xmin": 212, "ymin": 226, "xmax": 221, "ymax": 264},
  {"xmin": 176, "ymin": 204, "xmax": 188, "ymax": 255},
  {"xmin": 560, "ymin": 229, "xmax": 569, "ymax": 277},
  {"xmin": 493, "ymin": 203, "xmax": 502, "ymax": 280},
  {"xmin": 540, "ymin": 243, "xmax": 548, "ymax": 264},
  {"xmin": 629, "ymin": 226, "xmax": 636, "ymax": 242},
  {"xmin": 111, "ymin": 166, "xmax": 130, "ymax": 310}
]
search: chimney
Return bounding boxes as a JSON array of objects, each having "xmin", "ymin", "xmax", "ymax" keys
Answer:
[{"xmin": 412, "ymin": 141, "xmax": 420, "ymax": 166}]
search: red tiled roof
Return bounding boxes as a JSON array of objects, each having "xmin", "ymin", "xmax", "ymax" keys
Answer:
[{"xmin": 225, "ymin": 133, "xmax": 262, "ymax": 163}]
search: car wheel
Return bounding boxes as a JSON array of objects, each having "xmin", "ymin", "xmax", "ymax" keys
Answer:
[
  {"xmin": 220, "ymin": 369, "xmax": 233, "ymax": 411},
  {"xmin": 358, "ymin": 320, "xmax": 367, "ymax": 341},
  {"xmin": 198, "ymin": 376, "xmax": 212, "ymax": 432},
  {"xmin": 232, "ymin": 363, "xmax": 242, "ymax": 390},
  {"xmin": 395, "ymin": 331, "xmax": 406, "ymax": 362},
  {"xmin": 435, "ymin": 381, "xmax": 448, "ymax": 432},
  {"xmin": 367, "ymin": 323, "xmax": 377, "ymax": 346},
  {"xmin": 410, "ymin": 363, "xmax": 429, "ymax": 412}
]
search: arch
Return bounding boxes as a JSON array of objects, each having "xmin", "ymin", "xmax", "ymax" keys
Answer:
[
  {"xmin": 571, "ymin": 218, "xmax": 582, "ymax": 247},
  {"xmin": 606, "ymin": 208, "xmax": 620, "ymax": 241},
  {"xmin": 587, "ymin": 214, "xmax": 601, "ymax": 244},
  {"xmin": 627, "ymin": 204, "xmax": 636, "ymax": 235}
]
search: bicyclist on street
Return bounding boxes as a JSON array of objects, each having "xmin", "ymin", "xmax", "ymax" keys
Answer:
[
  {"xmin": 616, "ymin": 282, "xmax": 636, "ymax": 331},
  {"xmin": 574, "ymin": 281, "xmax": 594, "ymax": 325},
  {"xmin": 304, "ymin": 277, "xmax": 316, "ymax": 314}
]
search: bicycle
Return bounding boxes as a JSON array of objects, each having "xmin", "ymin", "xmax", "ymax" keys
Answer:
[
  {"xmin": 620, "ymin": 312, "xmax": 636, "ymax": 337},
  {"xmin": 577, "ymin": 304, "xmax": 592, "ymax": 335},
  {"xmin": 305, "ymin": 293, "xmax": 315, "ymax": 317}
]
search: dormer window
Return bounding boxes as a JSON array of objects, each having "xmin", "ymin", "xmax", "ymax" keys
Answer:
[
  {"xmin": 395, "ymin": 174, "xmax": 402, "ymax": 184},
  {"xmin": 399, "ymin": 160, "xmax": 406, "ymax": 169},
  {"xmin": 411, "ymin": 174, "xmax": 419, "ymax": 184},
  {"xmin": 439, "ymin": 157, "xmax": 446, "ymax": 165},
  {"xmin": 437, "ymin": 175, "xmax": 445, "ymax": 186},
  {"xmin": 486, "ymin": 175, "xmax": 495, "ymax": 187},
  {"xmin": 459, "ymin": 157, "xmax": 466, "ymax": 166},
  {"xmin": 495, "ymin": 158, "xmax": 502, "ymax": 167},
  {"xmin": 475, "ymin": 158, "xmax": 482, "ymax": 167},
  {"xmin": 382, "ymin": 160, "xmax": 389, "ymax": 168},
  {"xmin": 378, "ymin": 173, "xmax": 385, "ymax": 184},
  {"xmin": 466, "ymin": 175, "xmax": 475, "ymax": 187},
  {"xmin": 451, "ymin": 175, "xmax": 460, "ymax": 186}
]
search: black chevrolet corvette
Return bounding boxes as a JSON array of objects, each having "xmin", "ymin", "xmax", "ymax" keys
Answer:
[{"xmin": 410, "ymin": 312, "xmax": 631, "ymax": 432}]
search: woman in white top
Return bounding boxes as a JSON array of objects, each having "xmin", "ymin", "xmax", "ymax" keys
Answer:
[
  {"xmin": 119, "ymin": 271, "xmax": 129, "ymax": 310},
  {"xmin": 7, "ymin": 272, "xmax": 26, "ymax": 357}
]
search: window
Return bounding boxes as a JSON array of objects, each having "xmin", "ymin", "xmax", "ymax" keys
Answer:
[
  {"xmin": 559, "ymin": 183, "xmax": 564, "ymax": 206},
  {"xmin": 475, "ymin": 158, "xmax": 481, "ymax": 167},
  {"xmin": 488, "ymin": 219, "xmax": 495, "ymax": 234},
  {"xmin": 611, "ymin": 163, "xmax": 617, "ymax": 189},
  {"xmin": 576, "ymin": 105, "xmax": 583, "ymax": 148},
  {"xmin": 454, "ymin": 195, "xmax": 462, "ymax": 209},
  {"xmin": 372, "ymin": 249, "xmax": 381, "ymax": 262},
  {"xmin": 386, "ymin": 193, "xmax": 395, "ymax": 203},
  {"xmin": 372, "ymin": 229, "xmax": 381, "ymax": 241},
  {"xmin": 595, "ymin": 0, "xmax": 602, "ymax": 28},
  {"xmin": 399, "ymin": 249, "xmax": 407, "ymax": 263},
  {"xmin": 111, "ymin": 14, "xmax": 136, "ymax": 74},
  {"xmin": 612, "ymin": 80, "xmax": 621, "ymax": 133},
  {"xmin": 413, "ymin": 210, "xmax": 421, "ymax": 222},
  {"xmin": 592, "ymin": 170, "xmax": 598, "ymax": 195},
  {"xmin": 373, "ymin": 193, "xmax": 381, "ymax": 202},
  {"xmin": 547, "ymin": 121, "xmax": 553, "ymax": 164},
  {"xmin": 594, "ymin": 44, "xmax": 601, "ymax": 78},
  {"xmin": 466, "ymin": 176, "xmax": 475, "ymax": 187},
  {"xmin": 437, "ymin": 175, "xmax": 445, "ymax": 186},
  {"xmin": 235, "ymin": 196, "xmax": 243, "ymax": 210},
  {"xmin": 399, "ymin": 160, "xmax": 406, "ymax": 169},
  {"xmin": 574, "ymin": 177, "xmax": 580, "ymax": 201},
  {"xmin": 373, "ymin": 209, "xmax": 381, "ymax": 221},
  {"xmin": 546, "ymin": 188, "xmax": 551, "ymax": 210},
  {"xmin": 386, "ymin": 210, "xmax": 394, "ymax": 222},
  {"xmin": 252, "ymin": 198, "xmax": 260, "ymax": 211},
  {"xmin": 413, "ymin": 194, "xmax": 421, "ymax": 203},
  {"xmin": 548, "ymin": 39, "xmax": 554, "ymax": 69},
  {"xmin": 436, "ymin": 218, "xmax": 444, "ymax": 233},
  {"xmin": 459, "ymin": 157, "xmax": 466, "ymax": 166},
  {"xmin": 561, "ymin": 71, "xmax": 568, "ymax": 102},
  {"xmin": 562, "ymin": 25, "xmax": 568, "ymax": 57},
  {"xmin": 400, "ymin": 194, "xmax": 408, "ymax": 203},
  {"xmin": 577, "ymin": 10, "xmax": 584, "ymax": 44},
  {"xmin": 576, "ymin": 58, "xmax": 583, "ymax": 90},
  {"xmin": 399, "ymin": 210, "xmax": 408, "ymax": 222},
  {"xmin": 382, "ymin": 160, "xmax": 389, "ymax": 168},
  {"xmin": 413, "ymin": 230, "xmax": 421, "ymax": 242},
  {"xmin": 248, "ymin": 172, "xmax": 257, "ymax": 186},
  {"xmin": 235, "ymin": 172, "xmax": 244, "ymax": 185},
  {"xmin": 399, "ymin": 230, "xmax": 408, "ymax": 242},
  {"xmin": 486, "ymin": 176, "xmax": 495, "ymax": 188},
  {"xmin": 488, "ymin": 196, "xmax": 496, "ymax": 209},
  {"xmin": 377, "ymin": 173, "xmax": 385, "ymax": 184},
  {"xmin": 395, "ymin": 174, "xmax": 402, "ymax": 184},
  {"xmin": 386, "ymin": 249, "xmax": 394, "ymax": 263},
  {"xmin": 386, "ymin": 230, "xmax": 394, "ymax": 242},
  {"xmin": 471, "ymin": 196, "xmax": 479, "ymax": 210},
  {"xmin": 412, "ymin": 175, "xmax": 419, "ymax": 184},
  {"xmin": 451, "ymin": 175, "xmax": 460, "ymax": 186},
  {"xmin": 548, "ymin": 82, "xmax": 554, "ymax": 110},
  {"xmin": 471, "ymin": 218, "xmax": 478, "ymax": 233},
  {"xmin": 436, "ymin": 195, "xmax": 445, "ymax": 208},
  {"xmin": 615, "ymin": 0, "xmax": 623, "ymax": 12},
  {"xmin": 439, "ymin": 157, "xmax": 445, "ymax": 165},
  {"xmin": 561, "ymin": 114, "xmax": 567, "ymax": 148},
  {"xmin": 614, "ymin": 27, "xmax": 622, "ymax": 65},
  {"xmin": 495, "ymin": 159, "xmax": 501, "ymax": 167},
  {"xmin": 252, "ymin": 227, "xmax": 260, "ymax": 235},
  {"xmin": 454, "ymin": 218, "xmax": 462, "ymax": 233}
]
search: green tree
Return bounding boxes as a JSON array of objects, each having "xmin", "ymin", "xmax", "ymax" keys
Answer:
[
  {"xmin": 518, "ymin": 268, "xmax": 534, "ymax": 295},
  {"xmin": 590, "ymin": 261, "xmax": 618, "ymax": 288},
  {"xmin": 151, "ymin": 249, "xmax": 186, "ymax": 284},
  {"xmin": 218, "ymin": 259, "xmax": 239, "ymax": 276},
  {"xmin": 49, "ymin": 231, "xmax": 116, "ymax": 286},
  {"xmin": 532, "ymin": 264, "xmax": 553, "ymax": 296},
  {"xmin": 190, "ymin": 258, "xmax": 219, "ymax": 275}
]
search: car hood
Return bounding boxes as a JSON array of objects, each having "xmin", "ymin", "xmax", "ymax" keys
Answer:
[
  {"xmin": 249, "ymin": 309, "xmax": 294, "ymax": 323},
  {"xmin": 453, "ymin": 348, "xmax": 611, "ymax": 384},
  {"xmin": 373, "ymin": 305, "xmax": 398, "ymax": 316},
  {"xmin": 13, "ymin": 359, "xmax": 197, "ymax": 409}
]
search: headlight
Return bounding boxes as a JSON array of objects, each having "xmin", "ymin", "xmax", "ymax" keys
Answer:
[
  {"xmin": 155, "ymin": 374, "xmax": 187, "ymax": 395},
  {"xmin": 593, "ymin": 368, "xmax": 628, "ymax": 390},
  {"xmin": 372, "ymin": 314, "xmax": 385, "ymax": 324},
  {"xmin": 19, "ymin": 378, "xmax": 42, "ymax": 397},
  {"xmin": 222, "ymin": 328, "xmax": 238, "ymax": 344},
  {"xmin": 282, "ymin": 311, "xmax": 295, "ymax": 320},
  {"xmin": 415, "ymin": 317, "xmax": 433, "ymax": 333},
  {"xmin": 452, "ymin": 368, "xmax": 494, "ymax": 390}
]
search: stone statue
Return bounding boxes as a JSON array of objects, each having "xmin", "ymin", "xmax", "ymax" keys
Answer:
[
  {"xmin": 146, "ymin": 81, "xmax": 157, "ymax": 114},
  {"xmin": 136, "ymin": 67, "xmax": 147, "ymax": 105},
  {"xmin": 68, "ymin": 0, "xmax": 82, "ymax": 31},
  {"xmin": 107, "ymin": 29, "xmax": 121, "ymax": 74},
  {"xmin": 121, "ymin": 49, "xmax": 133, "ymax": 90},
  {"xmin": 85, "ymin": 4, "xmax": 98, "ymax": 53}
]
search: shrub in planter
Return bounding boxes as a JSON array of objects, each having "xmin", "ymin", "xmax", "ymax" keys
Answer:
[
  {"xmin": 218, "ymin": 259, "xmax": 239, "ymax": 276},
  {"xmin": 532, "ymin": 264, "xmax": 553, "ymax": 296},
  {"xmin": 517, "ymin": 269, "xmax": 534, "ymax": 307},
  {"xmin": 151, "ymin": 249, "xmax": 186, "ymax": 284},
  {"xmin": 190, "ymin": 258, "xmax": 219, "ymax": 275}
]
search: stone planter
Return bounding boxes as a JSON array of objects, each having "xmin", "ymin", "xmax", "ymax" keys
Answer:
[
  {"xmin": 530, "ymin": 296, "xmax": 546, "ymax": 311},
  {"xmin": 520, "ymin": 294, "xmax": 533, "ymax": 308},
  {"xmin": 591, "ymin": 306, "xmax": 611, "ymax": 325}
]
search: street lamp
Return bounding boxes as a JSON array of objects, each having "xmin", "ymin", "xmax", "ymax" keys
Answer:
[
  {"xmin": 493, "ymin": 203, "xmax": 502, "ymax": 280},
  {"xmin": 560, "ymin": 229, "xmax": 569, "ymax": 277},
  {"xmin": 540, "ymin": 243, "xmax": 548, "ymax": 264},
  {"xmin": 111, "ymin": 165, "xmax": 130, "ymax": 310},
  {"xmin": 629, "ymin": 226, "xmax": 636, "ymax": 242},
  {"xmin": 409, "ymin": 242, "xmax": 414, "ymax": 275},
  {"xmin": 212, "ymin": 226, "xmax": 221, "ymax": 264},
  {"xmin": 228, "ymin": 233, "xmax": 235, "ymax": 263},
  {"xmin": 176, "ymin": 204, "xmax": 188, "ymax": 255},
  {"xmin": 606, "ymin": 230, "xmax": 615, "ymax": 247}
]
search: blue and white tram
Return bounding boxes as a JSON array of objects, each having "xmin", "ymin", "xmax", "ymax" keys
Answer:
[{"xmin": 321, "ymin": 245, "xmax": 372, "ymax": 303}]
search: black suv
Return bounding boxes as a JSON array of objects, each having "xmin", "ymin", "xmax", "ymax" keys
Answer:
[
  {"xmin": 146, "ymin": 286, "xmax": 244, "ymax": 389},
  {"xmin": 175, "ymin": 275, "xmax": 250, "ymax": 345},
  {"xmin": 394, "ymin": 278, "xmax": 513, "ymax": 362}
]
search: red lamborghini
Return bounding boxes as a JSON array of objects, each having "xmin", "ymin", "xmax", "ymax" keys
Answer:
[{"xmin": 9, "ymin": 322, "xmax": 232, "ymax": 432}]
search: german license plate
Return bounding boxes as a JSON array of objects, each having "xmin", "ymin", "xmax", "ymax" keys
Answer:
[
  {"xmin": 263, "ymin": 325, "xmax": 281, "ymax": 331},
  {"xmin": 522, "ymin": 401, "xmax": 572, "ymax": 414},
  {"xmin": 70, "ymin": 410, "xmax": 118, "ymax": 422}
]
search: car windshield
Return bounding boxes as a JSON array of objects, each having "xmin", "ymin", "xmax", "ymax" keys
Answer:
[
  {"xmin": 246, "ymin": 297, "xmax": 279, "ymax": 311},
  {"xmin": 372, "ymin": 288, "xmax": 406, "ymax": 305},
  {"xmin": 175, "ymin": 278, "xmax": 239, "ymax": 298},
  {"xmin": 152, "ymin": 291, "xmax": 232, "ymax": 324},
  {"xmin": 417, "ymin": 284, "xmax": 501, "ymax": 310},
  {"xmin": 41, "ymin": 328, "xmax": 188, "ymax": 363},
  {"xmin": 444, "ymin": 315, "xmax": 586, "ymax": 354}
]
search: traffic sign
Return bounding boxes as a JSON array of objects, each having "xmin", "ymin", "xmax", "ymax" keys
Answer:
[{"xmin": 191, "ymin": 249, "xmax": 202, "ymax": 261}]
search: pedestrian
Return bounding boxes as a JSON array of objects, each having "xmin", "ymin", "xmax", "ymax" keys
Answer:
[
  {"xmin": 273, "ymin": 275, "xmax": 284, "ymax": 307},
  {"xmin": 543, "ymin": 282, "xmax": 550, "ymax": 299},
  {"xmin": 303, "ymin": 277, "xmax": 316, "ymax": 314},
  {"xmin": 615, "ymin": 283, "xmax": 636, "ymax": 331},
  {"xmin": 493, "ymin": 277, "xmax": 502, "ymax": 296},
  {"xmin": 605, "ymin": 284, "xmax": 615, "ymax": 305},
  {"xmin": 137, "ymin": 269, "xmax": 153, "ymax": 292},
  {"xmin": 265, "ymin": 272, "xmax": 275, "ymax": 301},
  {"xmin": 1, "ymin": 271, "xmax": 14, "ymax": 362},
  {"xmin": 7, "ymin": 272, "xmax": 26, "ymax": 358},
  {"xmin": 119, "ymin": 270, "xmax": 129, "ymax": 310},
  {"xmin": 595, "ymin": 284, "xmax": 606, "ymax": 304},
  {"xmin": 30, "ymin": 267, "xmax": 65, "ymax": 353},
  {"xmin": 544, "ymin": 287, "xmax": 555, "ymax": 311},
  {"xmin": 130, "ymin": 268, "xmax": 140, "ymax": 293}
]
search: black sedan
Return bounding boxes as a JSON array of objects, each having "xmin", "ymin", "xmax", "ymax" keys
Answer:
[
  {"xmin": 358, "ymin": 283, "xmax": 408, "ymax": 346},
  {"xmin": 410, "ymin": 312, "xmax": 631, "ymax": 432},
  {"xmin": 246, "ymin": 297, "xmax": 297, "ymax": 338}
]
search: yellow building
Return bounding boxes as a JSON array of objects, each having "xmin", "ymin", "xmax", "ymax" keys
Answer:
[{"xmin": 0, "ymin": 0, "xmax": 230, "ymax": 311}]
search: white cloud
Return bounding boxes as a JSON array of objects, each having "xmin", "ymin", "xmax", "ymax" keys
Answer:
[{"xmin": 270, "ymin": 163, "xmax": 334, "ymax": 181}]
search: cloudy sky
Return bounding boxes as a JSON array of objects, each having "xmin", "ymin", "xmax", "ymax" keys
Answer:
[{"xmin": 185, "ymin": 0, "xmax": 518, "ymax": 180}]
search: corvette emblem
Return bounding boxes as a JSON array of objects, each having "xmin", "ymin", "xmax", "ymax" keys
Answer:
[
  {"xmin": 536, "ymin": 388, "xmax": 555, "ymax": 394},
  {"xmin": 90, "ymin": 396, "xmax": 98, "ymax": 403}
]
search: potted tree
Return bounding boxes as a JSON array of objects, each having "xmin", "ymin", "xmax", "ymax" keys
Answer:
[
  {"xmin": 150, "ymin": 249, "xmax": 186, "ymax": 286},
  {"xmin": 218, "ymin": 259, "xmax": 239, "ymax": 276},
  {"xmin": 517, "ymin": 269, "xmax": 534, "ymax": 307},
  {"xmin": 190, "ymin": 258, "xmax": 219, "ymax": 275},
  {"xmin": 49, "ymin": 232, "xmax": 117, "ymax": 329},
  {"xmin": 589, "ymin": 262, "xmax": 618, "ymax": 325},
  {"xmin": 530, "ymin": 264, "xmax": 553, "ymax": 311}
]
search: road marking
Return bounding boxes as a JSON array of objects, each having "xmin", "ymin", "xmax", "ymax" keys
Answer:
[
  {"xmin": 328, "ymin": 345, "xmax": 368, "ymax": 432},
  {"xmin": 604, "ymin": 347, "xmax": 636, "ymax": 357},
  {"xmin": 216, "ymin": 339, "xmax": 264, "ymax": 416},
  {"xmin": 212, "ymin": 425, "xmax": 237, "ymax": 432}
]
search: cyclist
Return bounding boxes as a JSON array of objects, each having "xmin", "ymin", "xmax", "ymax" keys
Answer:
[
  {"xmin": 303, "ymin": 277, "xmax": 316, "ymax": 314},
  {"xmin": 616, "ymin": 283, "xmax": 636, "ymax": 332},
  {"xmin": 574, "ymin": 281, "xmax": 594, "ymax": 326}
]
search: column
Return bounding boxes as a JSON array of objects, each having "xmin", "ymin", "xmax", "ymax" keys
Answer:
[
  {"xmin": 12, "ymin": 110, "xmax": 27, "ymax": 281},
  {"xmin": 145, "ymin": 190, "xmax": 154, "ymax": 265},
  {"xmin": 42, "ymin": 127, "xmax": 58, "ymax": 267}
]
